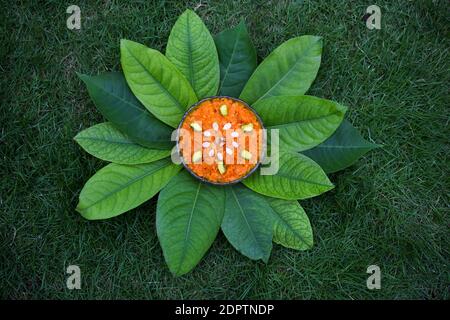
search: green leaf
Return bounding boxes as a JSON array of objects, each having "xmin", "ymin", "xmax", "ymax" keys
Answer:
[
  {"xmin": 240, "ymin": 36, "xmax": 322, "ymax": 105},
  {"xmin": 242, "ymin": 151, "xmax": 333, "ymax": 200},
  {"xmin": 253, "ymin": 95, "xmax": 347, "ymax": 152},
  {"xmin": 166, "ymin": 9, "xmax": 219, "ymax": 99},
  {"xmin": 266, "ymin": 198, "xmax": 313, "ymax": 250},
  {"xmin": 120, "ymin": 39, "xmax": 197, "ymax": 128},
  {"xmin": 77, "ymin": 72, "xmax": 173, "ymax": 150},
  {"xmin": 303, "ymin": 120, "xmax": 380, "ymax": 173},
  {"xmin": 221, "ymin": 184, "xmax": 274, "ymax": 262},
  {"xmin": 214, "ymin": 20, "xmax": 257, "ymax": 97},
  {"xmin": 156, "ymin": 171, "xmax": 225, "ymax": 276},
  {"xmin": 76, "ymin": 158, "xmax": 181, "ymax": 220},
  {"xmin": 74, "ymin": 122, "xmax": 171, "ymax": 164}
]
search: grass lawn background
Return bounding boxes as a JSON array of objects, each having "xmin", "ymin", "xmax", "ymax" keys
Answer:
[{"xmin": 1, "ymin": 0, "xmax": 448, "ymax": 299}]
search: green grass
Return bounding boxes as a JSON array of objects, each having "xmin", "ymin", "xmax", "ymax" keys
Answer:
[{"xmin": 1, "ymin": 0, "xmax": 449, "ymax": 299}]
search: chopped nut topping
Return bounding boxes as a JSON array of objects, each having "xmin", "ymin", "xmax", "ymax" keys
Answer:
[
  {"xmin": 219, "ymin": 104, "xmax": 228, "ymax": 116},
  {"xmin": 241, "ymin": 123, "xmax": 253, "ymax": 132},
  {"xmin": 217, "ymin": 162, "xmax": 226, "ymax": 174},
  {"xmin": 240, "ymin": 150, "xmax": 252, "ymax": 160},
  {"xmin": 192, "ymin": 150, "xmax": 202, "ymax": 163},
  {"xmin": 190, "ymin": 122, "xmax": 202, "ymax": 132}
]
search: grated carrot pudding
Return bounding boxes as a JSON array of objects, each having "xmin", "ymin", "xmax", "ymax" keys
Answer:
[{"xmin": 177, "ymin": 97, "xmax": 263, "ymax": 184}]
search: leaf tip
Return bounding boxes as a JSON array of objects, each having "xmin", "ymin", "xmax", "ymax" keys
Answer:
[
  {"xmin": 181, "ymin": 8, "xmax": 198, "ymax": 19},
  {"xmin": 372, "ymin": 143, "xmax": 384, "ymax": 149},
  {"xmin": 120, "ymin": 38, "xmax": 134, "ymax": 50},
  {"xmin": 338, "ymin": 103, "xmax": 349, "ymax": 115},
  {"xmin": 75, "ymin": 203, "xmax": 85, "ymax": 215},
  {"xmin": 76, "ymin": 72, "xmax": 88, "ymax": 83}
]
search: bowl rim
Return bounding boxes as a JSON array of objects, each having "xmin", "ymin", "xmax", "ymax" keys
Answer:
[{"xmin": 175, "ymin": 95, "xmax": 266, "ymax": 186}]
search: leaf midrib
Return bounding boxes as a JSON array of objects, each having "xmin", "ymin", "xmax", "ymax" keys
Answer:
[
  {"xmin": 185, "ymin": 12, "xmax": 196, "ymax": 92},
  {"xmin": 76, "ymin": 136, "xmax": 136, "ymax": 146},
  {"xmin": 252, "ymin": 40, "xmax": 319, "ymax": 104},
  {"xmin": 272, "ymin": 168, "xmax": 332, "ymax": 188},
  {"xmin": 217, "ymin": 26, "xmax": 242, "ymax": 93},
  {"xmin": 270, "ymin": 204, "xmax": 311, "ymax": 248},
  {"xmin": 123, "ymin": 45, "xmax": 185, "ymax": 113},
  {"xmin": 85, "ymin": 76, "xmax": 153, "ymax": 116},
  {"xmin": 80, "ymin": 162, "xmax": 172, "ymax": 211},
  {"xmin": 176, "ymin": 181, "xmax": 202, "ymax": 274},
  {"xmin": 230, "ymin": 187, "xmax": 262, "ymax": 256},
  {"xmin": 312, "ymin": 144, "xmax": 376, "ymax": 150},
  {"xmin": 266, "ymin": 111, "xmax": 342, "ymax": 128}
]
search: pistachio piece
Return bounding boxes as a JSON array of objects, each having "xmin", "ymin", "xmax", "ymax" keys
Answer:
[
  {"xmin": 219, "ymin": 104, "xmax": 228, "ymax": 116},
  {"xmin": 241, "ymin": 123, "xmax": 253, "ymax": 133},
  {"xmin": 217, "ymin": 162, "xmax": 226, "ymax": 174},
  {"xmin": 190, "ymin": 122, "xmax": 202, "ymax": 132},
  {"xmin": 192, "ymin": 150, "xmax": 202, "ymax": 163},
  {"xmin": 240, "ymin": 150, "xmax": 252, "ymax": 160}
]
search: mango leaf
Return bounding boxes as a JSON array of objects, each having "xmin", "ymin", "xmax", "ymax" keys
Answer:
[
  {"xmin": 265, "ymin": 197, "xmax": 313, "ymax": 250},
  {"xmin": 74, "ymin": 122, "xmax": 171, "ymax": 164},
  {"xmin": 156, "ymin": 171, "xmax": 225, "ymax": 276},
  {"xmin": 303, "ymin": 120, "xmax": 380, "ymax": 173},
  {"xmin": 76, "ymin": 158, "xmax": 181, "ymax": 220},
  {"xmin": 240, "ymin": 36, "xmax": 322, "ymax": 105},
  {"xmin": 77, "ymin": 72, "xmax": 173, "ymax": 150},
  {"xmin": 221, "ymin": 184, "xmax": 274, "ymax": 262},
  {"xmin": 214, "ymin": 20, "xmax": 257, "ymax": 97},
  {"xmin": 253, "ymin": 95, "xmax": 347, "ymax": 152},
  {"xmin": 242, "ymin": 151, "xmax": 333, "ymax": 200},
  {"xmin": 120, "ymin": 39, "xmax": 197, "ymax": 128},
  {"xmin": 166, "ymin": 9, "xmax": 219, "ymax": 99}
]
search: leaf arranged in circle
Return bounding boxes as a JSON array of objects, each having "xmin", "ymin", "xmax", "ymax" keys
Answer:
[
  {"xmin": 156, "ymin": 171, "xmax": 225, "ymax": 276},
  {"xmin": 74, "ymin": 122, "xmax": 171, "ymax": 164},
  {"xmin": 221, "ymin": 184, "xmax": 274, "ymax": 262},
  {"xmin": 121, "ymin": 39, "xmax": 197, "ymax": 128},
  {"xmin": 166, "ymin": 9, "xmax": 219, "ymax": 99},
  {"xmin": 77, "ymin": 158, "xmax": 181, "ymax": 220},
  {"xmin": 303, "ymin": 120, "xmax": 380, "ymax": 173},
  {"xmin": 253, "ymin": 95, "xmax": 347, "ymax": 152},
  {"xmin": 242, "ymin": 151, "xmax": 333, "ymax": 200},
  {"xmin": 214, "ymin": 20, "xmax": 257, "ymax": 97},
  {"xmin": 240, "ymin": 35, "xmax": 322, "ymax": 105},
  {"xmin": 78, "ymin": 72, "xmax": 173, "ymax": 150},
  {"xmin": 266, "ymin": 197, "xmax": 313, "ymax": 250}
]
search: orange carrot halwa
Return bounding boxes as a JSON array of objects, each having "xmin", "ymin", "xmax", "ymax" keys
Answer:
[{"xmin": 178, "ymin": 97, "xmax": 263, "ymax": 184}]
